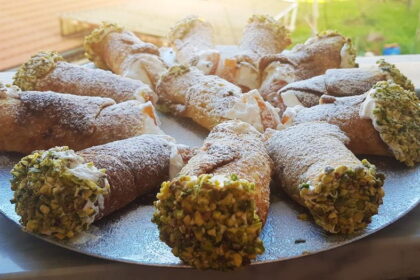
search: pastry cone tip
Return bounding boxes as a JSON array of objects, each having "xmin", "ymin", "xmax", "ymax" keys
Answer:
[
  {"xmin": 300, "ymin": 160, "xmax": 385, "ymax": 234},
  {"xmin": 153, "ymin": 174, "xmax": 264, "ymax": 270},
  {"xmin": 84, "ymin": 22, "xmax": 123, "ymax": 68},
  {"xmin": 13, "ymin": 51, "xmax": 64, "ymax": 91},
  {"xmin": 10, "ymin": 147, "xmax": 110, "ymax": 239},
  {"xmin": 167, "ymin": 15, "xmax": 207, "ymax": 43}
]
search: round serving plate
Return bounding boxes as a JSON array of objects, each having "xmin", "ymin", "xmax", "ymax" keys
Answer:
[{"xmin": 0, "ymin": 112, "xmax": 419, "ymax": 267}]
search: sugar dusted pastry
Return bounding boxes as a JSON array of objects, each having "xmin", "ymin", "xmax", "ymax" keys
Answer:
[
  {"xmin": 266, "ymin": 122, "xmax": 385, "ymax": 234},
  {"xmin": 259, "ymin": 31, "xmax": 357, "ymax": 111},
  {"xmin": 168, "ymin": 16, "xmax": 220, "ymax": 75},
  {"xmin": 0, "ymin": 84, "xmax": 163, "ymax": 153},
  {"xmin": 14, "ymin": 51, "xmax": 157, "ymax": 104},
  {"xmin": 279, "ymin": 59, "xmax": 415, "ymax": 108},
  {"xmin": 283, "ymin": 81, "xmax": 419, "ymax": 166},
  {"xmin": 217, "ymin": 15, "xmax": 291, "ymax": 91},
  {"xmin": 156, "ymin": 65, "xmax": 281, "ymax": 132},
  {"xmin": 11, "ymin": 135, "xmax": 192, "ymax": 239},
  {"xmin": 153, "ymin": 120, "xmax": 272, "ymax": 269},
  {"xmin": 84, "ymin": 23, "xmax": 167, "ymax": 89}
]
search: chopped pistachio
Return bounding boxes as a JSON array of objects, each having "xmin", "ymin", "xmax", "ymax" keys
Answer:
[
  {"xmin": 84, "ymin": 22, "xmax": 123, "ymax": 69},
  {"xmin": 152, "ymin": 174, "xmax": 264, "ymax": 270},
  {"xmin": 299, "ymin": 161, "xmax": 385, "ymax": 234},
  {"xmin": 247, "ymin": 15, "xmax": 290, "ymax": 39},
  {"xmin": 10, "ymin": 147, "xmax": 110, "ymax": 239},
  {"xmin": 370, "ymin": 81, "xmax": 420, "ymax": 166},
  {"xmin": 167, "ymin": 16, "xmax": 206, "ymax": 42},
  {"xmin": 377, "ymin": 59, "xmax": 415, "ymax": 91},
  {"xmin": 13, "ymin": 51, "xmax": 64, "ymax": 90}
]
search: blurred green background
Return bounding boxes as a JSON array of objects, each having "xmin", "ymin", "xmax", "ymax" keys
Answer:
[{"xmin": 292, "ymin": 0, "xmax": 420, "ymax": 55}]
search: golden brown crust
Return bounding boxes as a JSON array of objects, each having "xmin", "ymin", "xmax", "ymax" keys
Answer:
[{"xmin": 0, "ymin": 90, "xmax": 160, "ymax": 153}]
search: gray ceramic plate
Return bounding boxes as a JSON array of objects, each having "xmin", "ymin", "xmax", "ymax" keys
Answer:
[{"xmin": 0, "ymin": 112, "xmax": 419, "ymax": 267}]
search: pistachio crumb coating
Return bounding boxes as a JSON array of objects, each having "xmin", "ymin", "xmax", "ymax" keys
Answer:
[
  {"xmin": 13, "ymin": 51, "xmax": 64, "ymax": 91},
  {"xmin": 300, "ymin": 160, "xmax": 385, "ymax": 234},
  {"xmin": 247, "ymin": 15, "xmax": 290, "ymax": 39},
  {"xmin": 368, "ymin": 81, "xmax": 420, "ymax": 166},
  {"xmin": 10, "ymin": 147, "xmax": 109, "ymax": 239},
  {"xmin": 84, "ymin": 22, "xmax": 123, "ymax": 68},
  {"xmin": 167, "ymin": 16, "xmax": 205, "ymax": 42},
  {"xmin": 153, "ymin": 174, "xmax": 264, "ymax": 270},
  {"xmin": 377, "ymin": 59, "xmax": 415, "ymax": 92}
]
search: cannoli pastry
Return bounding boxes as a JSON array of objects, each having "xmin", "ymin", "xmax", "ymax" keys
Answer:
[
  {"xmin": 84, "ymin": 23, "xmax": 167, "ymax": 89},
  {"xmin": 282, "ymin": 81, "xmax": 419, "ymax": 166},
  {"xmin": 0, "ymin": 84, "xmax": 163, "ymax": 153},
  {"xmin": 217, "ymin": 15, "xmax": 291, "ymax": 92},
  {"xmin": 168, "ymin": 16, "xmax": 220, "ymax": 75},
  {"xmin": 153, "ymin": 120, "xmax": 272, "ymax": 269},
  {"xmin": 259, "ymin": 31, "xmax": 357, "ymax": 110},
  {"xmin": 14, "ymin": 51, "xmax": 157, "ymax": 104},
  {"xmin": 266, "ymin": 122, "xmax": 385, "ymax": 234},
  {"xmin": 10, "ymin": 134, "xmax": 192, "ymax": 239},
  {"xmin": 279, "ymin": 59, "xmax": 415, "ymax": 108},
  {"xmin": 156, "ymin": 65, "xmax": 281, "ymax": 132}
]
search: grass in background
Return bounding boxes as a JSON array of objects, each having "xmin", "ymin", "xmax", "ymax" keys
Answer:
[{"xmin": 292, "ymin": 0, "xmax": 420, "ymax": 54}]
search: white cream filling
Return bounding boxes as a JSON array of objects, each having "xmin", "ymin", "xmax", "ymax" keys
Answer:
[
  {"xmin": 261, "ymin": 61, "xmax": 296, "ymax": 89},
  {"xmin": 235, "ymin": 62, "xmax": 259, "ymax": 90},
  {"xmin": 359, "ymin": 90, "xmax": 380, "ymax": 131},
  {"xmin": 159, "ymin": 47, "xmax": 177, "ymax": 67},
  {"xmin": 281, "ymin": 105, "xmax": 305, "ymax": 127},
  {"xmin": 224, "ymin": 89, "xmax": 264, "ymax": 132},
  {"xmin": 139, "ymin": 102, "xmax": 165, "ymax": 135},
  {"xmin": 194, "ymin": 50, "xmax": 218, "ymax": 74},
  {"xmin": 121, "ymin": 57, "xmax": 153, "ymax": 86},
  {"xmin": 340, "ymin": 43, "xmax": 355, "ymax": 68},
  {"xmin": 168, "ymin": 144, "xmax": 185, "ymax": 179},
  {"xmin": 281, "ymin": 91, "xmax": 303, "ymax": 107},
  {"xmin": 133, "ymin": 85, "xmax": 156, "ymax": 104}
]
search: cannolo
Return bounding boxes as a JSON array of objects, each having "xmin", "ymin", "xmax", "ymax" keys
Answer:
[
  {"xmin": 14, "ymin": 51, "xmax": 157, "ymax": 104},
  {"xmin": 84, "ymin": 23, "xmax": 167, "ymax": 89},
  {"xmin": 0, "ymin": 84, "xmax": 163, "ymax": 153},
  {"xmin": 266, "ymin": 121, "xmax": 385, "ymax": 234},
  {"xmin": 156, "ymin": 65, "xmax": 281, "ymax": 132},
  {"xmin": 217, "ymin": 15, "xmax": 291, "ymax": 92},
  {"xmin": 282, "ymin": 81, "xmax": 419, "ymax": 166},
  {"xmin": 259, "ymin": 31, "xmax": 357, "ymax": 110},
  {"xmin": 10, "ymin": 134, "xmax": 192, "ymax": 239},
  {"xmin": 153, "ymin": 120, "xmax": 272, "ymax": 269},
  {"xmin": 279, "ymin": 59, "xmax": 415, "ymax": 108},
  {"xmin": 168, "ymin": 16, "xmax": 220, "ymax": 75}
]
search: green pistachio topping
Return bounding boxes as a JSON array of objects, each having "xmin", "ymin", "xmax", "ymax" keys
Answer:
[
  {"xmin": 10, "ymin": 147, "xmax": 110, "ymax": 239},
  {"xmin": 377, "ymin": 59, "xmax": 415, "ymax": 91},
  {"xmin": 168, "ymin": 16, "xmax": 206, "ymax": 42},
  {"xmin": 164, "ymin": 65, "xmax": 190, "ymax": 79},
  {"xmin": 13, "ymin": 51, "xmax": 64, "ymax": 91},
  {"xmin": 152, "ymin": 174, "xmax": 264, "ymax": 270},
  {"xmin": 300, "ymin": 160, "xmax": 385, "ymax": 234},
  {"xmin": 247, "ymin": 15, "xmax": 290, "ymax": 38},
  {"xmin": 370, "ymin": 81, "xmax": 420, "ymax": 166},
  {"xmin": 84, "ymin": 22, "xmax": 123, "ymax": 68}
]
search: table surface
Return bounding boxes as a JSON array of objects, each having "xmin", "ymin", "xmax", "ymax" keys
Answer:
[{"xmin": 0, "ymin": 56, "xmax": 419, "ymax": 280}]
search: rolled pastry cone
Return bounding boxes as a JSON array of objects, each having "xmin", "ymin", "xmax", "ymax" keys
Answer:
[
  {"xmin": 279, "ymin": 59, "xmax": 415, "ymax": 108},
  {"xmin": 217, "ymin": 15, "xmax": 291, "ymax": 92},
  {"xmin": 10, "ymin": 135, "xmax": 192, "ymax": 240},
  {"xmin": 156, "ymin": 65, "xmax": 281, "ymax": 132},
  {"xmin": 13, "ymin": 51, "xmax": 157, "ymax": 104},
  {"xmin": 84, "ymin": 23, "xmax": 167, "ymax": 89},
  {"xmin": 153, "ymin": 120, "xmax": 272, "ymax": 269},
  {"xmin": 266, "ymin": 122, "xmax": 385, "ymax": 234},
  {"xmin": 283, "ymin": 81, "xmax": 419, "ymax": 166},
  {"xmin": 168, "ymin": 16, "xmax": 220, "ymax": 75},
  {"xmin": 259, "ymin": 31, "xmax": 357, "ymax": 111},
  {"xmin": 0, "ymin": 84, "xmax": 163, "ymax": 153}
]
